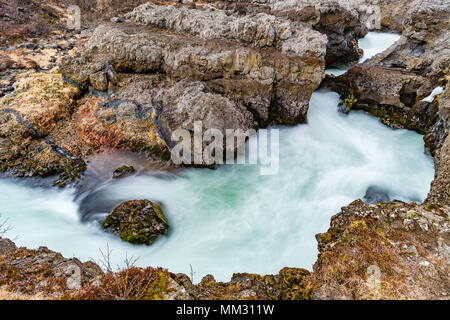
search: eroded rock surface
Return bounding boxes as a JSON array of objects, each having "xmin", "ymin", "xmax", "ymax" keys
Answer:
[
  {"xmin": 0, "ymin": 237, "xmax": 312, "ymax": 300},
  {"xmin": 60, "ymin": 21, "xmax": 326, "ymax": 126},
  {"xmin": 310, "ymin": 200, "xmax": 449, "ymax": 299}
]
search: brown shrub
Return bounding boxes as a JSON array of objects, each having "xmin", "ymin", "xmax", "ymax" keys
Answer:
[{"xmin": 65, "ymin": 267, "xmax": 170, "ymax": 300}]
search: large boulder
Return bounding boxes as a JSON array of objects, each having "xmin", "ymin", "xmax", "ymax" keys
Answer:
[
  {"xmin": 152, "ymin": 80, "xmax": 255, "ymax": 157},
  {"xmin": 60, "ymin": 3, "xmax": 327, "ymax": 129},
  {"xmin": 102, "ymin": 200, "xmax": 169, "ymax": 245}
]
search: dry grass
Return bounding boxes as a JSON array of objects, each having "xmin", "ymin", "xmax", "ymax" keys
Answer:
[{"xmin": 64, "ymin": 267, "xmax": 170, "ymax": 300}]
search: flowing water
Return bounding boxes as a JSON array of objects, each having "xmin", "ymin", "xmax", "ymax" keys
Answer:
[
  {"xmin": 0, "ymin": 33, "xmax": 434, "ymax": 282},
  {"xmin": 325, "ymin": 32, "xmax": 401, "ymax": 76}
]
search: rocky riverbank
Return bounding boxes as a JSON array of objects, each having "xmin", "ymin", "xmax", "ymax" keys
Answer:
[{"xmin": 0, "ymin": 0, "xmax": 449, "ymax": 300}]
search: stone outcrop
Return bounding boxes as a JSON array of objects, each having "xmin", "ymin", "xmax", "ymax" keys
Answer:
[
  {"xmin": 309, "ymin": 200, "xmax": 449, "ymax": 299},
  {"xmin": 212, "ymin": 0, "xmax": 368, "ymax": 67},
  {"xmin": 329, "ymin": 65, "xmax": 436, "ymax": 133},
  {"xmin": 0, "ymin": 240, "xmax": 103, "ymax": 297},
  {"xmin": 189, "ymin": 268, "xmax": 311, "ymax": 300},
  {"xmin": 311, "ymin": 0, "xmax": 450, "ymax": 300},
  {"xmin": 0, "ymin": 238, "xmax": 16, "ymax": 256},
  {"xmin": 256, "ymin": 0, "xmax": 414, "ymax": 32},
  {"xmin": 0, "ymin": 237, "xmax": 313, "ymax": 300},
  {"xmin": 60, "ymin": 20, "xmax": 326, "ymax": 126},
  {"xmin": 102, "ymin": 200, "xmax": 169, "ymax": 245},
  {"xmin": 125, "ymin": 3, "xmax": 326, "ymax": 59},
  {"xmin": 427, "ymin": 86, "xmax": 450, "ymax": 205},
  {"xmin": 312, "ymin": 4, "xmax": 367, "ymax": 67},
  {"xmin": 2, "ymin": 0, "xmax": 377, "ymax": 175},
  {"xmin": 112, "ymin": 165, "xmax": 135, "ymax": 179}
]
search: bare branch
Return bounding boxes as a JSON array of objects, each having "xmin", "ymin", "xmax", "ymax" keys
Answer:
[
  {"xmin": 98, "ymin": 243, "xmax": 114, "ymax": 273},
  {"xmin": 0, "ymin": 214, "xmax": 13, "ymax": 238}
]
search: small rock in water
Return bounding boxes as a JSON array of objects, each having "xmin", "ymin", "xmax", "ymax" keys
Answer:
[
  {"xmin": 363, "ymin": 186, "xmax": 391, "ymax": 204},
  {"xmin": 112, "ymin": 165, "xmax": 135, "ymax": 179},
  {"xmin": 102, "ymin": 200, "xmax": 169, "ymax": 245}
]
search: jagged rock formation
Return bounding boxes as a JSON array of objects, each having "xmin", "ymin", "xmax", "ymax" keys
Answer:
[
  {"xmin": 309, "ymin": 0, "xmax": 450, "ymax": 299},
  {"xmin": 0, "ymin": 237, "xmax": 311, "ymax": 300},
  {"xmin": 0, "ymin": 1, "xmax": 376, "ymax": 177},
  {"xmin": 212, "ymin": 0, "xmax": 369, "ymax": 67},
  {"xmin": 57, "ymin": 3, "xmax": 328, "ymax": 165},
  {"xmin": 60, "ymin": 8, "xmax": 327, "ymax": 126},
  {"xmin": 427, "ymin": 88, "xmax": 450, "ymax": 205},
  {"xmin": 324, "ymin": 0, "xmax": 449, "ymax": 180},
  {"xmin": 324, "ymin": 0, "xmax": 449, "ymax": 136}
]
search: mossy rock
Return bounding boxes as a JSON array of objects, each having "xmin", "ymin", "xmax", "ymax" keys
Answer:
[
  {"xmin": 112, "ymin": 165, "xmax": 135, "ymax": 179},
  {"xmin": 102, "ymin": 200, "xmax": 169, "ymax": 245}
]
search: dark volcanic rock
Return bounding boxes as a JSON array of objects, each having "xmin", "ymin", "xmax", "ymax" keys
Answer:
[
  {"xmin": 312, "ymin": 4, "xmax": 367, "ymax": 68},
  {"xmin": 102, "ymin": 200, "xmax": 169, "ymax": 245}
]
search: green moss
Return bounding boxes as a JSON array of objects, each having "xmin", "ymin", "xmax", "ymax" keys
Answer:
[
  {"xmin": 343, "ymin": 88, "xmax": 358, "ymax": 113},
  {"xmin": 152, "ymin": 203, "xmax": 168, "ymax": 225},
  {"xmin": 145, "ymin": 272, "xmax": 169, "ymax": 300},
  {"xmin": 321, "ymin": 232, "xmax": 332, "ymax": 243},
  {"xmin": 126, "ymin": 142, "xmax": 171, "ymax": 161}
]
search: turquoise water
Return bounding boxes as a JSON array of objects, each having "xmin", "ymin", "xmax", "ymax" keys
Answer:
[{"xmin": 0, "ymin": 90, "xmax": 434, "ymax": 282}]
